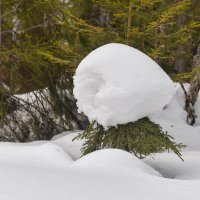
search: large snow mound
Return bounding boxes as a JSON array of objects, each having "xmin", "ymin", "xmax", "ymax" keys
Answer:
[
  {"xmin": 73, "ymin": 43, "xmax": 175, "ymax": 127},
  {"xmin": 1, "ymin": 82, "xmax": 200, "ymax": 200},
  {"xmin": 72, "ymin": 149, "xmax": 161, "ymax": 176},
  {"xmin": 0, "ymin": 142, "xmax": 73, "ymax": 168},
  {"xmin": 52, "ymin": 131, "xmax": 84, "ymax": 160},
  {"xmin": 1, "ymin": 137, "xmax": 200, "ymax": 200}
]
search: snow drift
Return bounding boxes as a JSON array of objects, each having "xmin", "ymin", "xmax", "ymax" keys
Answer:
[
  {"xmin": 71, "ymin": 149, "xmax": 161, "ymax": 176},
  {"xmin": 73, "ymin": 43, "xmax": 175, "ymax": 128},
  {"xmin": 1, "ymin": 85, "xmax": 200, "ymax": 200}
]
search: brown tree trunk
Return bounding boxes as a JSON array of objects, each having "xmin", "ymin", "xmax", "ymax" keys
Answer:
[
  {"xmin": 126, "ymin": 0, "xmax": 133, "ymax": 44},
  {"xmin": 173, "ymin": 0, "xmax": 189, "ymax": 73},
  {"xmin": 0, "ymin": 0, "xmax": 2, "ymax": 52},
  {"xmin": 97, "ymin": 8, "xmax": 109, "ymax": 28},
  {"xmin": 192, "ymin": 41, "xmax": 200, "ymax": 68},
  {"xmin": 184, "ymin": 42, "xmax": 200, "ymax": 125},
  {"xmin": 174, "ymin": 16, "xmax": 187, "ymax": 73}
]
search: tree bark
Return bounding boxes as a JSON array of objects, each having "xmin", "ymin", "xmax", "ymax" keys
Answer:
[
  {"xmin": 173, "ymin": 0, "xmax": 189, "ymax": 73},
  {"xmin": 192, "ymin": 41, "xmax": 200, "ymax": 68},
  {"xmin": 184, "ymin": 42, "xmax": 200, "ymax": 125},
  {"xmin": 0, "ymin": 0, "xmax": 2, "ymax": 52},
  {"xmin": 126, "ymin": 0, "xmax": 133, "ymax": 44}
]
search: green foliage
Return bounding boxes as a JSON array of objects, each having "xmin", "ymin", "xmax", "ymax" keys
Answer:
[
  {"xmin": 1, "ymin": 0, "xmax": 104, "ymax": 93},
  {"xmin": 92, "ymin": 0, "xmax": 200, "ymax": 73},
  {"xmin": 1, "ymin": 0, "xmax": 200, "ymax": 91},
  {"xmin": 171, "ymin": 72, "xmax": 193, "ymax": 83},
  {"xmin": 0, "ymin": 0, "xmax": 91, "ymax": 141},
  {"xmin": 171, "ymin": 64, "xmax": 200, "ymax": 83},
  {"xmin": 74, "ymin": 118, "xmax": 184, "ymax": 160}
]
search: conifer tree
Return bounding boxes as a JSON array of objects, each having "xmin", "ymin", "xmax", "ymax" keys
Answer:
[
  {"xmin": 0, "ymin": 0, "xmax": 102, "ymax": 92},
  {"xmin": 0, "ymin": 0, "xmax": 99, "ymax": 141},
  {"xmin": 75, "ymin": 118, "xmax": 184, "ymax": 160},
  {"xmin": 92, "ymin": 0, "xmax": 200, "ymax": 73}
]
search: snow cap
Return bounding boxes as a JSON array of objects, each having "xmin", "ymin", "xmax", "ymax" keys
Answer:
[{"xmin": 73, "ymin": 43, "xmax": 175, "ymax": 128}]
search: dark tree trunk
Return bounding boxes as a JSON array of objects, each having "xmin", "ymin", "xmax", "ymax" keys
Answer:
[
  {"xmin": 192, "ymin": 41, "xmax": 200, "ymax": 68},
  {"xmin": 174, "ymin": 15, "xmax": 187, "ymax": 73},
  {"xmin": 183, "ymin": 42, "xmax": 200, "ymax": 125},
  {"xmin": 126, "ymin": 0, "xmax": 133, "ymax": 44}
]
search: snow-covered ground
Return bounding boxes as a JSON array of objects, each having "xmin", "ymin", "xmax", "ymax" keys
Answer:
[
  {"xmin": 0, "ymin": 85, "xmax": 200, "ymax": 200},
  {"xmin": 1, "ymin": 44, "xmax": 200, "ymax": 199}
]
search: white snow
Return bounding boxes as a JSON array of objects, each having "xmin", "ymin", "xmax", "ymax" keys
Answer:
[
  {"xmin": 0, "ymin": 142, "xmax": 73, "ymax": 168},
  {"xmin": 145, "ymin": 151, "xmax": 200, "ymax": 180},
  {"xmin": 1, "ymin": 93, "xmax": 200, "ymax": 200},
  {"xmin": 71, "ymin": 149, "xmax": 161, "ymax": 176},
  {"xmin": 1, "ymin": 46, "xmax": 200, "ymax": 199},
  {"xmin": 52, "ymin": 130, "xmax": 84, "ymax": 160},
  {"xmin": 151, "ymin": 83, "xmax": 200, "ymax": 151},
  {"xmin": 1, "ymin": 129, "xmax": 200, "ymax": 200},
  {"xmin": 73, "ymin": 43, "xmax": 175, "ymax": 128}
]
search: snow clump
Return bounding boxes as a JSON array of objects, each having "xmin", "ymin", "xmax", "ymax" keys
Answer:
[{"xmin": 73, "ymin": 43, "xmax": 175, "ymax": 128}]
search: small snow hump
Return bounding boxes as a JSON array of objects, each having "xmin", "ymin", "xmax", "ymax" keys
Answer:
[
  {"xmin": 73, "ymin": 43, "xmax": 175, "ymax": 128},
  {"xmin": 71, "ymin": 149, "xmax": 161, "ymax": 177}
]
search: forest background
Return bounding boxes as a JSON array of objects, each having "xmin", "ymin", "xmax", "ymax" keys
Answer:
[{"xmin": 0, "ymin": 0, "xmax": 200, "ymax": 142}]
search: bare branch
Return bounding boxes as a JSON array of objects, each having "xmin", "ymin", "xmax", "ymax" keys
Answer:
[{"xmin": 1, "ymin": 0, "xmax": 24, "ymax": 18}]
